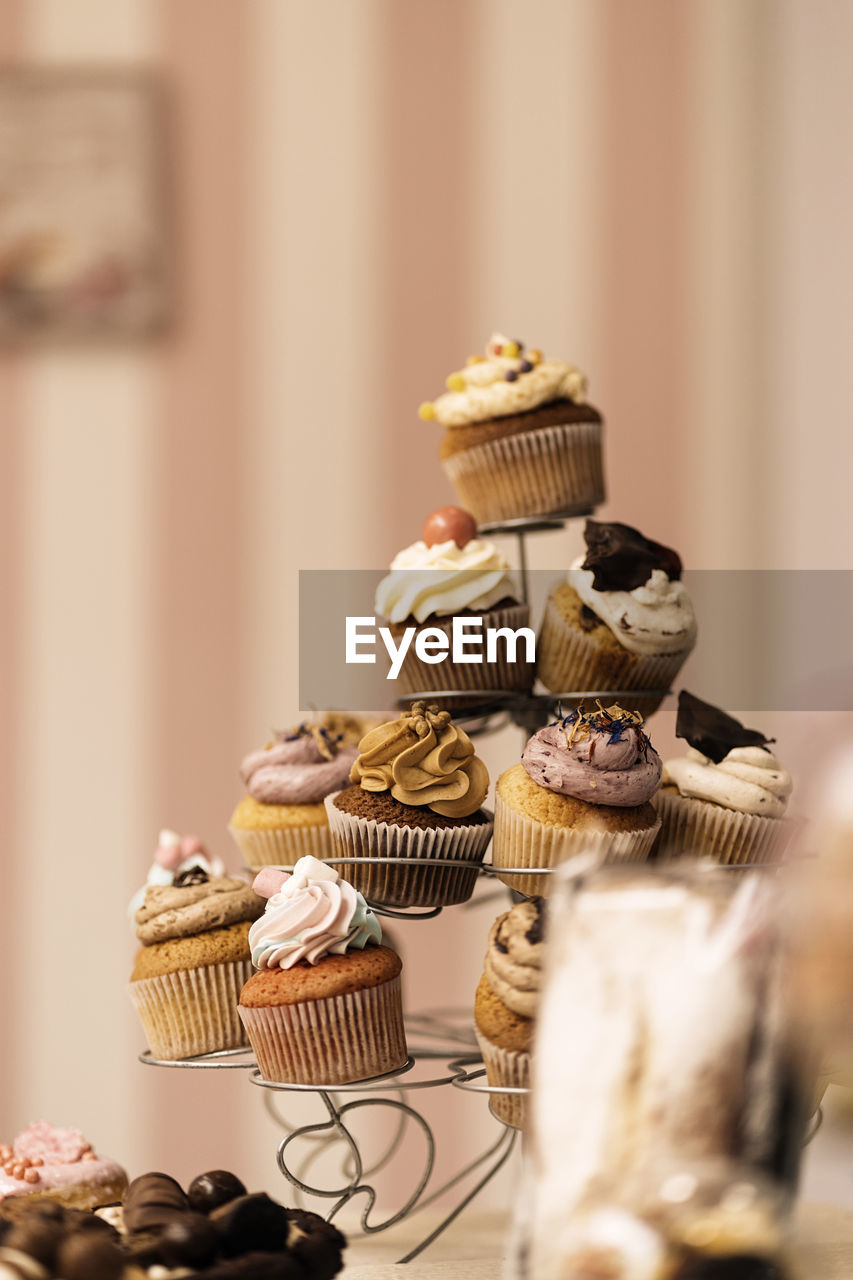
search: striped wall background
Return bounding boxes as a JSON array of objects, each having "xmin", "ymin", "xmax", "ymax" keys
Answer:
[{"xmin": 1, "ymin": 0, "xmax": 852, "ymax": 1209}]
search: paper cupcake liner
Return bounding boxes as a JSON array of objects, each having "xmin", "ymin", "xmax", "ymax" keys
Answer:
[
  {"xmin": 537, "ymin": 592, "xmax": 689, "ymax": 717},
  {"xmin": 474, "ymin": 1030, "xmax": 530, "ymax": 1131},
  {"xmin": 491, "ymin": 791, "xmax": 659, "ymax": 897},
  {"xmin": 129, "ymin": 959, "xmax": 253, "ymax": 1060},
  {"xmin": 227, "ymin": 821, "xmax": 332, "ymax": 870},
  {"xmin": 654, "ymin": 788, "xmax": 793, "ymax": 866},
  {"xmin": 392, "ymin": 603, "xmax": 535, "ymax": 702},
  {"xmin": 238, "ymin": 974, "xmax": 408, "ymax": 1086},
  {"xmin": 325, "ymin": 793, "xmax": 494, "ymax": 908},
  {"xmin": 442, "ymin": 419, "xmax": 605, "ymax": 526}
]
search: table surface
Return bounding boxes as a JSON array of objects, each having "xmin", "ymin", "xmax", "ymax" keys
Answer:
[{"xmin": 338, "ymin": 1203, "xmax": 853, "ymax": 1279}]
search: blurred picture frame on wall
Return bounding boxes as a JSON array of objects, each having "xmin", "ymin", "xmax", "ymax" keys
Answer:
[{"xmin": 0, "ymin": 66, "xmax": 170, "ymax": 343}]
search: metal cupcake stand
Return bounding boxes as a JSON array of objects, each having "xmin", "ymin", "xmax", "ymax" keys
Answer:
[{"xmin": 137, "ymin": 511, "xmax": 684, "ymax": 1264}]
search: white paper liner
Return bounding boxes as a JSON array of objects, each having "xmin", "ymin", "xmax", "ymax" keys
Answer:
[
  {"xmin": 442, "ymin": 419, "xmax": 605, "ymax": 525},
  {"xmin": 227, "ymin": 821, "xmax": 332, "ymax": 870},
  {"xmin": 128, "ymin": 959, "xmax": 253, "ymax": 1060},
  {"xmin": 325, "ymin": 792, "xmax": 494, "ymax": 907},
  {"xmin": 238, "ymin": 974, "xmax": 407, "ymax": 1085},
  {"xmin": 475, "ymin": 1029, "xmax": 530, "ymax": 1131},
  {"xmin": 537, "ymin": 592, "xmax": 689, "ymax": 716},
  {"xmin": 654, "ymin": 787, "xmax": 793, "ymax": 865},
  {"xmin": 392, "ymin": 603, "xmax": 534, "ymax": 699},
  {"xmin": 491, "ymin": 790, "xmax": 659, "ymax": 897}
]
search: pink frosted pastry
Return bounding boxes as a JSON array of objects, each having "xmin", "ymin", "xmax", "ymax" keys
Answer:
[{"xmin": 0, "ymin": 1123, "xmax": 128, "ymax": 1218}]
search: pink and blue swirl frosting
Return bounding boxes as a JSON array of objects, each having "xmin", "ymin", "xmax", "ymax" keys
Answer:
[{"xmin": 248, "ymin": 856, "xmax": 381, "ymax": 969}]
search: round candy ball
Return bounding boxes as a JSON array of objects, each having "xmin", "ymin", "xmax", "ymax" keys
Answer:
[{"xmin": 421, "ymin": 506, "xmax": 478, "ymax": 550}]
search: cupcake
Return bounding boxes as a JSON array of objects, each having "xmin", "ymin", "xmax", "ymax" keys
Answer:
[
  {"xmin": 326, "ymin": 702, "xmax": 493, "ymax": 908},
  {"xmin": 491, "ymin": 704, "xmax": 662, "ymax": 896},
  {"xmin": 474, "ymin": 897, "xmax": 544, "ymax": 1130},
  {"xmin": 229, "ymin": 719, "xmax": 359, "ymax": 870},
  {"xmin": 537, "ymin": 519, "xmax": 697, "ymax": 716},
  {"xmin": 655, "ymin": 691, "xmax": 794, "ymax": 865},
  {"xmin": 420, "ymin": 333, "xmax": 604, "ymax": 525},
  {"xmin": 238, "ymin": 857, "xmax": 407, "ymax": 1085},
  {"xmin": 128, "ymin": 828, "xmax": 225, "ymax": 920},
  {"xmin": 374, "ymin": 505, "xmax": 534, "ymax": 703},
  {"xmin": 128, "ymin": 867, "xmax": 265, "ymax": 1060},
  {"xmin": 0, "ymin": 1123, "xmax": 128, "ymax": 1219}
]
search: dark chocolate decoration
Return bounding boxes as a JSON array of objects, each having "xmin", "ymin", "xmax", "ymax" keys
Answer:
[
  {"xmin": 160, "ymin": 1212, "xmax": 220, "ymax": 1269},
  {"xmin": 676, "ymin": 691, "xmax": 773, "ymax": 765},
  {"xmin": 56, "ymin": 1232, "xmax": 126, "ymax": 1280},
  {"xmin": 188, "ymin": 1169, "xmax": 248, "ymax": 1215},
  {"xmin": 581, "ymin": 519, "xmax": 682, "ymax": 592},
  {"xmin": 123, "ymin": 1171, "xmax": 189, "ymax": 1233},
  {"xmin": 174, "ymin": 865, "xmax": 210, "ymax": 887},
  {"xmin": 210, "ymin": 1193, "xmax": 290, "ymax": 1257},
  {"xmin": 672, "ymin": 1256, "xmax": 788, "ymax": 1279},
  {"xmin": 3, "ymin": 1219, "xmax": 64, "ymax": 1268}
]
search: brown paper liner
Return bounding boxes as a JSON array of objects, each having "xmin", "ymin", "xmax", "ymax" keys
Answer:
[
  {"xmin": 227, "ymin": 820, "xmax": 332, "ymax": 871},
  {"xmin": 475, "ymin": 1030, "xmax": 530, "ymax": 1130},
  {"xmin": 325, "ymin": 793, "xmax": 494, "ymax": 908},
  {"xmin": 491, "ymin": 791, "xmax": 659, "ymax": 897},
  {"xmin": 391, "ymin": 603, "xmax": 534, "ymax": 703},
  {"xmin": 238, "ymin": 974, "xmax": 407, "ymax": 1085},
  {"xmin": 128, "ymin": 959, "xmax": 253, "ymax": 1060},
  {"xmin": 654, "ymin": 788, "xmax": 793, "ymax": 865},
  {"xmin": 537, "ymin": 592, "xmax": 690, "ymax": 717},
  {"xmin": 441, "ymin": 419, "xmax": 604, "ymax": 525}
]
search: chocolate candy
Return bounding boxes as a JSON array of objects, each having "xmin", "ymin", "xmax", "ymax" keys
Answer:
[
  {"xmin": 159, "ymin": 1212, "xmax": 219, "ymax": 1269},
  {"xmin": 187, "ymin": 1169, "xmax": 247, "ymax": 1214},
  {"xmin": 421, "ymin": 505, "xmax": 478, "ymax": 550},
  {"xmin": 123, "ymin": 1171, "xmax": 188, "ymax": 1233},
  {"xmin": 203, "ymin": 1252, "xmax": 306, "ymax": 1280},
  {"xmin": 286, "ymin": 1209, "xmax": 346, "ymax": 1280},
  {"xmin": 1, "ymin": 1221, "xmax": 63, "ymax": 1270},
  {"xmin": 55, "ymin": 1233, "xmax": 125, "ymax": 1280},
  {"xmin": 210, "ymin": 1193, "xmax": 290, "ymax": 1257}
]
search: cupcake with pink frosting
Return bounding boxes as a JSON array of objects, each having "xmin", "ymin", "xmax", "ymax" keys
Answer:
[
  {"xmin": 0, "ymin": 1123, "xmax": 127, "ymax": 1218},
  {"xmin": 229, "ymin": 720, "xmax": 360, "ymax": 870},
  {"xmin": 491, "ymin": 704, "xmax": 662, "ymax": 895},
  {"xmin": 238, "ymin": 856, "xmax": 407, "ymax": 1085}
]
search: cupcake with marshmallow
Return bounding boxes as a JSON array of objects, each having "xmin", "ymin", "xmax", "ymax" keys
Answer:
[
  {"xmin": 128, "ymin": 829, "xmax": 225, "ymax": 921},
  {"xmin": 238, "ymin": 856, "xmax": 407, "ymax": 1085},
  {"xmin": 375, "ymin": 505, "xmax": 534, "ymax": 702},
  {"xmin": 656, "ymin": 691, "xmax": 794, "ymax": 865},
  {"xmin": 537, "ymin": 519, "xmax": 697, "ymax": 715}
]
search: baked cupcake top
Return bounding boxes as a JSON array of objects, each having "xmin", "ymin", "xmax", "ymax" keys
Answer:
[
  {"xmin": 248, "ymin": 857, "xmax": 381, "ymax": 969},
  {"xmin": 128, "ymin": 828, "xmax": 225, "ymax": 921},
  {"xmin": 522, "ymin": 704, "xmax": 662, "ymax": 807},
  {"xmin": 134, "ymin": 869, "xmax": 264, "ymax": 945},
  {"xmin": 663, "ymin": 691, "xmax": 792, "ymax": 818},
  {"xmin": 418, "ymin": 332, "xmax": 590, "ymax": 428},
  {"xmin": 349, "ymin": 701, "xmax": 489, "ymax": 818},
  {"xmin": 239, "ymin": 721, "xmax": 358, "ymax": 806},
  {"xmin": 0, "ymin": 1122, "xmax": 127, "ymax": 1204},
  {"xmin": 375, "ymin": 506, "xmax": 518, "ymax": 623},
  {"xmin": 568, "ymin": 519, "xmax": 697, "ymax": 657},
  {"xmin": 484, "ymin": 897, "xmax": 545, "ymax": 1020}
]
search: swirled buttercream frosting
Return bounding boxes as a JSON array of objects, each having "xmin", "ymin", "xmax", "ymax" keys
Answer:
[
  {"xmin": 128, "ymin": 829, "xmax": 225, "ymax": 921},
  {"xmin": 375, "ymin": 536, "xmax": 517, "ymax": 623},
  {"xmin": 135, "ymin": 873, "xmax": 264, "ymax": 945},
  {"xmin": 350, "ymin": 701, "xmax": 489, "ymax": 818},
  {"xmin": 522, "ymin": 704, "xmax": 662, "ymax": 807},
  {"xmin": 419, "ymin": 333, "xmax": 588, "ymax": 428},
  {"xmin": 484, "ymin": 898, "xmax": 545, "ymax": 1020},
  {"xmin": 248, "ymin": 856, "xmax": 381, "ymax": 968},
  {"xmin": 240, "ymin": 724, "xmax": 358, "ymax": 805}
]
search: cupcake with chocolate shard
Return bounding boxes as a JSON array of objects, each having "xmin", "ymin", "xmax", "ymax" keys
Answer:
[
  {"xmin": 422, "ymin": 332, "xmax": 604, "ymax": 525},
  {"xmin": 538, "ymin": 519, "xmax": 697, "ymax": 716},
  {"xmin": 474, "ymin": 898, "xmax": 545, "ymax": 1130},
  {"xmin": 375, "ymin": 505, "xmax": 534, "ymax": 704},
  {"xmin": 238, "ymin": 857, "xmax": 407, "ymax": 1084},
  {"xmin": 229, "ymin": 715, "xmax": 363, "ymax": 870},
  {"xmin": 128, "ymin": 866, "xmax": 265, "ymax": 1060},
  {"xmin": 492, "ymin": 703, "xmax": 662, "ymax": 896},
  {"xmin": 655, "ymin": 691, "xmax": 794, "ymax": 865},
  {"xmin": 326, "ymin": 702, "xmax": 493, "ymax": 908}
]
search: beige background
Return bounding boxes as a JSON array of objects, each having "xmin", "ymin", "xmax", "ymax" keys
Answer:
[{"xmin": 0, "ymin": 0, "xmax": 851, "ymax": 1229}]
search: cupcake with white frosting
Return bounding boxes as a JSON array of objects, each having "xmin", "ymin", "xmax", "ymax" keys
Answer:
[
  {"xmin": 375, "ymin": 505, "xmax": 534, "ymax": 702},
  {"xmin": 537, "ymin": 519, "xmax": 697, "ymax": 715},
  {"xmin": 655, "ymin": 691, "xmax": 794, "ymax": 865}
]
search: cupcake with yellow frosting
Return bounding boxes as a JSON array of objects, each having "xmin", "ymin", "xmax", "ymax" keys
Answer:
[
  {"xmin": 375, "ymin": 505, "xmax": 534, "ymax": 703},
  {"xmin": 420, "ymin": 333, "xmax": 604, "ymax": 525},
  {"xmin": 325, "ymin": 702, "xmax": 493, "ymax": 908}
]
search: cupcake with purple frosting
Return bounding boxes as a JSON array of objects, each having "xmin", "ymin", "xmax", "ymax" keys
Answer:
[
  {"xmin": 228, "ymin": 719, "xmax": 360, "ymax": 870},
  {"xmin": 491, "ymin": 704, "xmax": 662, "ymax": 895}
]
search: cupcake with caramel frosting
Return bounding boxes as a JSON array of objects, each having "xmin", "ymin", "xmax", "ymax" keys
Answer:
[
  {"xmin": 326, "ymin": 702, "xmax": 493, "ymax": 908},
  {"xmin": 492, "ymin": 703, "xmax": 662, "ymax": 895}
]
